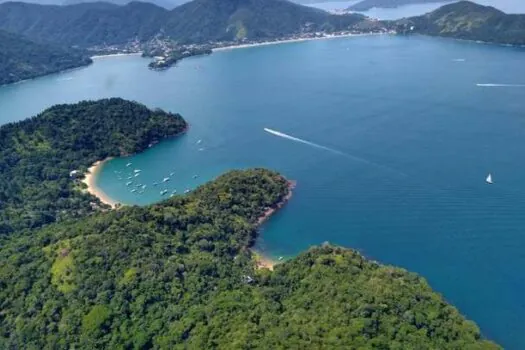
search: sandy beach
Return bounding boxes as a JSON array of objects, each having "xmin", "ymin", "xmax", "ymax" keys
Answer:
[
  {"xmin": 252, "ymin": 180, "xmax": 296, "ymax": 270},
  {"xmin": 91, "ymin": 52, "xmax": 143, "ymax": 60},
  {"xmin": 252, "ymin": 250, "xmax": 277, "ymax": 270},
  {"xmin": 82, "ymin": 158, "xmax": 119, "ymax": 208},
  {"xmin": 212, "ymin": 33, "xmax": 385, "ymax": 52}
]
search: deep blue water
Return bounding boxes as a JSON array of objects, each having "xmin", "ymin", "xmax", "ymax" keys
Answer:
[{"xmin": 1, "ymin": 35, "xmax": 525, "ymax": 348}]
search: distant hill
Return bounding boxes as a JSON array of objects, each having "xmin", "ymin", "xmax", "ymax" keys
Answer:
[
  {"xmin": 62, "ymin": 0, "xmax": 186, "ymax": 10},
  {"xmin": 349, "ymin": 0, "xmax": 454, "ymax": 11},
  {"xmin": 0, "ymin": 0, "xmax": 373, "ymax": 47},
  {"xmin": 401, "ymin": 1, "xmax": 525, "ymax": 45},
  {"xmin": 162, "ymin": 0, "xmax": 368, "ymax": 44},
  {"xmin": 0, "ymin": 29, "xmax": 91, "ymax": 85}
]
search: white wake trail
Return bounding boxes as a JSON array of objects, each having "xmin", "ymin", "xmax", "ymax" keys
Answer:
[
  {"xmin": 264, "ymin": 128, "xmax": 406, "ymax": 177},
  {"xmin": 477, "ymin": 83, "xmax": 525, "ymax": 87}
]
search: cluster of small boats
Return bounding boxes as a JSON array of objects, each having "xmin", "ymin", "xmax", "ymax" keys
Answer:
[
  {"xmin": 115, "ymin": 161, "xmax": 200, "ymax": 198},
  {"xmin": 115, "ymin": 139, "xmax": 207, "ymax": 197}
]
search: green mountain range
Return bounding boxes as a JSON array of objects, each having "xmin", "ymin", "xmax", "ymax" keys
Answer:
[
  {"xmin": 0, "ymin": 99, "xmax": 500, "ymax": 349},
  {"xmin": 0, "ymin": 29, "xmax": 91, "ymax": 85},
  {"xmin": 0, "ymin": 0, "xmax": 371, "ymax": 47},
  {"xmin": 402, "ymin": 1, "xmax": 525, "ymax": 45}
]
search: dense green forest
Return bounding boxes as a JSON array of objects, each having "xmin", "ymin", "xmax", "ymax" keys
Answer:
[
  {"xmin": 0, "ymin": 98, "xmax": 186, "ymax": 234},
  {"xmin": 402, "ymin": 1, "xmax": 525, "ymax": 45},
  {"xmin": 0, "ymin": 167, "xmax": 498, "ymax": 349},
  {"xmin": 0, "ymin": 0, "xmax": 372, "ymax": 47},
  {"xmin": 0, "ymin": 29, "xmax": 91, "ymax": 85}
]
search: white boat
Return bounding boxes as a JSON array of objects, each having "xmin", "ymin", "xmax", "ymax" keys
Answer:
[
  {"xmin": 142, "ymin": 185, "xmax": 147, "ymax": 190},
  {"xmin": 278, "ymin": 256, "xmax": 284, "ymax": 261},
  {"xmin": 172, "ymin": 190, "xmax": 177, "ymax": 194},
  {"xmin": 197, "ymin": 139, "xmax": 202, "ymax": 144},
  {"xmin": 486, "ymin": 173, "xmax": 493, "ymax": 184},
  {"xmin": 162, "ymin": 177, "xmax": 170, "ymax": 183},
  {"xmin": 134, "ymin": 169, "xmax": 141, "ymax": 173},
  {"xmin": 184, "ymin": 189, "xmax": 190, "ymax": 194},
  {"xmin": 170, "ymin": 172, "xmax": 175, "ymax": 176},
  {"xmin": 160, "ymin": 189, "xmax": 168, "ymax": 195},
  {"xmin": 126, "ymin": 181, "xmax": 132, "ymax": 186},
  {"xmin": 126, "ymin": 163, "xmax": 132, "ymax": 167},
  {"xmin": 131, "ymin": 189, "xmax": 137, "ymax": 193},
  {"xmin": 134, "ymin": 173, "xmax": 140, "ymax": 177},
  {"xmin": 153, "ymin": 182, "xmax": 158, "ymax": 186}
]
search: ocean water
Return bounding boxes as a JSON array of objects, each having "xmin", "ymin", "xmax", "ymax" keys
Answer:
[{"xmin": 1, "ymin": 35, "xmax": 525, "ymax": 348}]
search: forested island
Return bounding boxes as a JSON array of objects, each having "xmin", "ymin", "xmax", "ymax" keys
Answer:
[
  {"xmin": 0, "ymin": 98, "xmax": 187, "ymax": 234},
  {"xmin": 0, "ymin": 99, "xmax": 499, "ymax": 348},
  {"xmin": 0, "ymin": 29, "xmax": 91, "ymax": 85}
]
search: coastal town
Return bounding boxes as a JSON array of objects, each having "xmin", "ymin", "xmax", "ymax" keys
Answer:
[{"xmin": 88, "ymin": 25, "xmax": 392, "ymax": 70}]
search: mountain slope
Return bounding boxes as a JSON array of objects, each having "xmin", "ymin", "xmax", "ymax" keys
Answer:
[
  {"xmin": 0, "ymin": 0, "xmax": 372, "ymax": 47},
  {"xmin": 0, "ymin": 29, "xmax": 91, "ymax": 85},
  {"xmin": 163, "ymin": 0, "xmax": 367, "ymax": 43},
  {"xmin": 349, "ymin": 0, "xmax": 453, "ymax": 11},
  {"xmin": 402, "ymin": 1, "xmax": 525, "ymax": 45},
  {"xmin": 0, "ymin": 2, "xmax": 167, "ymax": 47}
]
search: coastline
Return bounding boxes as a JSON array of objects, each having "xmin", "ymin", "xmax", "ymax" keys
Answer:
[
  {"xmin": 212, "ymin": 33, "xmax": 386, "ymax": 52},
  {"xmin": 91, "ymin": 52, "xmax": 143, "ymax": 60},
  {"xmin": 82, "ymin": 158, "xmax": 119, "ymax": 208},
  {"xmin": 251, "ymin": 180, "xmax": 297, "ymax": 270}
]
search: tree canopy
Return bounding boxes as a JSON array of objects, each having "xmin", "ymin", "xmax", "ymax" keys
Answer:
[{"xmin": 0, "ymin": 169, "xmax": 498, "ymax": 349}]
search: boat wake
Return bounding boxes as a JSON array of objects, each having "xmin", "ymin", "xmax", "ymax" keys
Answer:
[
  {"xmin": 57, "ymin": 77, "xmax": 74, "ymax": 82},
  {"xmin": 476, "ymin": 83, "xmax": 525, "ymax": 87},
  {"xmin": 263, "ymin": 128, "xmax": 406, "ymax": 177}
]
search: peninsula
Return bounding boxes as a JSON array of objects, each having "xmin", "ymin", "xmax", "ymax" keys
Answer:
[
  {"xmin": 0, "ymin": 99, "xmax": 499, "ymax": 348},
  {"xmin": 396, "ymin": 1, "xmax": 525, "ymax": 46},
  {"xmin": 0, "ymin": 98, "xmax": 186, "ymax": 234}
]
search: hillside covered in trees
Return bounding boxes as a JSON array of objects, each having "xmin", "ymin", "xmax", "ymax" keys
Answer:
[
  {"xmin": 0, "ymin": 0, "xmax": 373, "ymax": 47},
  {"xmin": 401, "ymin": 1, "xmax": 525, "ymax": 45},
  {"xmin": 0, "ymin": 167, "xmax": 499, "ymax": 349},
  {"xmin": 0, "ymin": 98, "xmax": 187, "ymax": 234},
  {"xmin": 0, "ymin": 29, "xmax": 91, "ymax": 85}
]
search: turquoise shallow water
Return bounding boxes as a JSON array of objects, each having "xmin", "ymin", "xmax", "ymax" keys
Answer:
[{"xmin": 1, "ymin": 35, "xmax": 525, "ymax": 348}]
